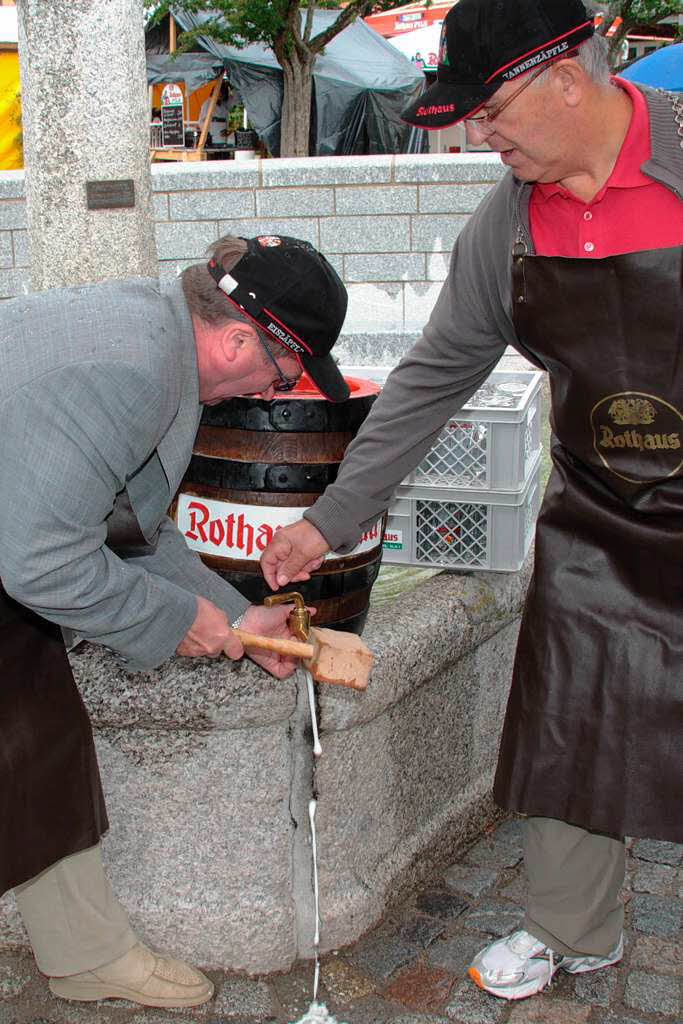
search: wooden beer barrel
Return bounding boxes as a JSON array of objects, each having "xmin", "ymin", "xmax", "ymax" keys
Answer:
[{"xmin": 173, "ymin": 374, "xmax": 384, "ymax": 633}]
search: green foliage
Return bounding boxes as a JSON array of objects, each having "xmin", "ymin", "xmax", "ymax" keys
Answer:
[
  {"xmin": 592, "ymin": 1, "xmax": 682, "ymax": 63},
  {"xmin": 593, "ymin": 1, "xmax": 682, "ymax": 40},
  {"xmin": 145, "ymin": 2, "xmax": 413, "ymax": 54},
  {"xmin": 621, "ymin": 0, "xmax": 682, "ymax": 20},
  {"xmin": 146, "ymin": 2, "xmax": 680, "ymax": 55}
]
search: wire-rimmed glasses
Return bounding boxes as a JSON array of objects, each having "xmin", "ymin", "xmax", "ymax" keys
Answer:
[
  {"xmin": 254, "ymin": 330, "xmax": 300, "ymax": 392},
  {"xmin": 465, "ymin": 52, "xmax": 578, "ymax": 135}
]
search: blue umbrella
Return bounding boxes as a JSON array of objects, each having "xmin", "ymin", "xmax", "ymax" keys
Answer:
[{"xmin": 620, "ymin": 42, "xmax": 682, "ymax": 91}]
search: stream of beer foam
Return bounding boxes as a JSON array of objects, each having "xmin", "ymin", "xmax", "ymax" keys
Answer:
[
  {"xmin": 305, "ymin": 668, "xmax": 322, "ymax": 758},
  {"xmin": 290, "ymin": 670, "xmax": 348, "ymax": 1024}
]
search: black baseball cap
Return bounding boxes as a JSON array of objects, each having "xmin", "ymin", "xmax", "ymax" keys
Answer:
[
  {"xmin": 402, "ymin": 0, "xmax": 594, "ymax": 129},
  {"xmin": 208, "ymin": 235, "xmax": 350, "ymax": 402}
]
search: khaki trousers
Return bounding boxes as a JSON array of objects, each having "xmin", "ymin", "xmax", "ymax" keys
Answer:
[
  {"xmin": 13, "ymin": 821, "xmax": 625, "ymax": 975},
  {"xmin": 523, "ymin": 817, "xmax": 625, "ymax": 957},
  {"xmin": 13, "ymin": 842, "xmax": 137, "ymax": 977}
]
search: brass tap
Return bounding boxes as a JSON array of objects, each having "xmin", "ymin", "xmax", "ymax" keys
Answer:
[{"xmin": 263, "ymin": 591, "xmax": 310, "ymax": 643}]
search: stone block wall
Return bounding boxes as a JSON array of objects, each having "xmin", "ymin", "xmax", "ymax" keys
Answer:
[
  {"xmin": 0, "ymin": 152, "xmax": 506, "ymax": 364},
  {"xmin": 0, "ymin": 559, "xmax": 530, "ymax": 973},
  {"xmin": 0, "ymin": 171, "xmax": 27, "ymax": 300}
]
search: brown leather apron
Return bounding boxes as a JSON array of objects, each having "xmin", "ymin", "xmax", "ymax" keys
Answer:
[
  {"xmin": 1, "ymin": 489, "xmax": 157, "ymax": 893},
  {"xmin": 493, "ymin": 245, "xmax": 683, "ymax": 843}
]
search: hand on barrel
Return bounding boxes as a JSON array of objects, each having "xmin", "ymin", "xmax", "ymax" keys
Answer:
[
  {"xmin": 176, "ymin": 595, "xmax": 304, "ymax": 678},
  {"xmin": 260, "ymin": 520, "xmax": 330, "ymax": 590}
]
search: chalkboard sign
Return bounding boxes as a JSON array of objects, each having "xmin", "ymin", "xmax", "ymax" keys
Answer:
[{"xmin": 161, "ymin": 83, "xmax": 184, "ymax": 149}]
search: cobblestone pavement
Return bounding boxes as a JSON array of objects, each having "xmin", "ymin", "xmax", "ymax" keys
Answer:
[{"xmin": 1, "ymin": 818, "xmax": 680, "ymax": 1024}]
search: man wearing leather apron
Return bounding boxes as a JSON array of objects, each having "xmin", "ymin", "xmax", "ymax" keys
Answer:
[
  {"xmin": 0, "ymin": 234, "xmax": 349, "ymax": 1008},
  {"xmin": 260, "ymin": 0, "xmax": 682, "ymax": 1003}
]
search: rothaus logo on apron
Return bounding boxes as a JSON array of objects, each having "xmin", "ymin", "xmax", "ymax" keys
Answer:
[{"xmin": 590, "ymin": 391, "xmax": 683, "ymax": 484}]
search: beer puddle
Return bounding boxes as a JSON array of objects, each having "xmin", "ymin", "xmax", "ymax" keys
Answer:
[{"xmin": 291, "ymin": 669, "xmax": 348, "ymax": 1024}]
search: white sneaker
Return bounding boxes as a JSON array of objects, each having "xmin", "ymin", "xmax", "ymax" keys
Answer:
[{"xmin": 467, "ymin": 928, "xmax": 623, "ymax": 1000}]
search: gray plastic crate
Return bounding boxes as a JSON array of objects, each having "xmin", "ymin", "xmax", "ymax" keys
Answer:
[
  {"xmin": 342, "ymin": 366, "xmax": 543, "ymax": 492},
  {"xmin": 382, "ymin": 462, "xmax": 541, "ymax": 572}
]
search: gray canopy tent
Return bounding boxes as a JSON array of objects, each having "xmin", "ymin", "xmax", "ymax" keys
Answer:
[
  {"xmin": 146, "ymin": 8, "xmax": 427, "ymax": 156},
  {"xmin": 146, "ymin": 52, "xmax": 224, "ymax": 96}
]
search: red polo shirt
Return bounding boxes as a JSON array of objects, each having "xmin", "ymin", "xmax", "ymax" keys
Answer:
[{"xmin": 530, "ymin": 78, "xmax": 683, "ymax": 257}]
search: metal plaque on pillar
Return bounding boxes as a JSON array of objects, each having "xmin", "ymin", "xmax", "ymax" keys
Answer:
[{"xmin": 86, "ymin": 179, "xmax": 136, "ymax": 211}]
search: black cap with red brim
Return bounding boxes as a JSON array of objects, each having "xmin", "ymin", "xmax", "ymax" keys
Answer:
[
  {"xmin": 208, "ymin": 235, "xmax": 350, "ymax": 403},
  {"xmin": 402, "ymin": 0, "xmax": 594, "ymax": 130}
]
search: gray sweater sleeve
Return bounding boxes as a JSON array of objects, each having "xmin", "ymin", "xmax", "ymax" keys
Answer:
[{"xmin": 305, "ymin": 198, "xmax": 514, "ymax": 553}]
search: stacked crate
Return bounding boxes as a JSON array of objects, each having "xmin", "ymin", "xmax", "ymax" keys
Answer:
[{"xmin": 341, "ymin": 367, "xmax": 544, "ymax": 572}]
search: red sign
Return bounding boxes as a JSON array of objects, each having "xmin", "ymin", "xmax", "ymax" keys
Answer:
[{"xmin": 365, "ymin": 2, "xmax": 454, "ymax": 39}]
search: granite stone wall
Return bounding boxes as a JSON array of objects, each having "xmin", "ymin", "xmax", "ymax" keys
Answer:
[
  {"xmin": 0, "ymin": 171, "xmax": 27, "ymax": 300},
  {"xmin": 0, "ymin": 152, "xmax": 505, "ymax": 364},
  {"xmin": 0, "ymin": 560, "xmax": 530, "ymax": 973}
]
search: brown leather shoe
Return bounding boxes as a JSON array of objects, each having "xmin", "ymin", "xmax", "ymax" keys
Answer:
[{"xmin": 48, "ymin": 942, "xmax": 214, "ymax": 1007}]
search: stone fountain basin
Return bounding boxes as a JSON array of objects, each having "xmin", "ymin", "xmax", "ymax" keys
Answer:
[{"xmin": 0, "ymin": 556, "xmax": 531, "ymax": 974}]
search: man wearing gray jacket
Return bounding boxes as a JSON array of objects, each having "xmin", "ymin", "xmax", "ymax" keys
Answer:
[
  {"xmin": 261, "ymin": 0, "xmax": 682, "ymax": 1004},
  {"xmin": 0, "ymin": 233, "xmax": 348, "ymax": 1007}
]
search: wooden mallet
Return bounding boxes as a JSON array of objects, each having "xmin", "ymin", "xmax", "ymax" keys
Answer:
[{"xmin": 233, "ymin": 593, "xmax": 373, "ymax": 690}]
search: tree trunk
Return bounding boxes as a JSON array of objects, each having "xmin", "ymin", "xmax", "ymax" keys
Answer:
[{"xmin": 279, "ymin": 51, "xmax": 315, "ymax": 157}]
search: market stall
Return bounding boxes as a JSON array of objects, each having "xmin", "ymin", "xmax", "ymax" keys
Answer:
[{"xmin": 146, "ymin": 9, "xmax": 425, "ymax": 158}]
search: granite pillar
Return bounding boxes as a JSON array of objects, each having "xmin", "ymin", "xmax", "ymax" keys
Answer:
[{"xmin": 16, "ymin": 0, "xmax": 156, "ymax": 290}]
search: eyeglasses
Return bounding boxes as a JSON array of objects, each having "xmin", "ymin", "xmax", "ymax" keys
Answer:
[
  {"xmin": 465, "ymin": 52, "xmax": 577, "ymax": 135},
  {"xmin": 254, "ymin": 330, "xmax": 299, "ymax": 392}
]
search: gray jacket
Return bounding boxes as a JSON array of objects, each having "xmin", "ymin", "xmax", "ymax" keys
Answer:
[
  {"xmin": 307, "ymin": 84, "xmax": 683, "ymax": 553},
  {"xmin": 0, "ymin": 276, "xmax": 249, "ymax": 671}
]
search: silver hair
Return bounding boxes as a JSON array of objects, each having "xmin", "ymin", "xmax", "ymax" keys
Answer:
[
  {"xmin": 531, "ymin": 33, "xmax": 611, "ymax": 88},
  {"xmin": 574, "ymin": 33, "xmax": 611, "ymax": 85},
  {"xmin": 181, "ymin": 234, "xmax": 286, "ymax": 358}
]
